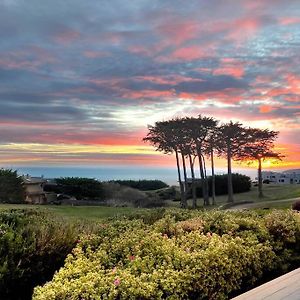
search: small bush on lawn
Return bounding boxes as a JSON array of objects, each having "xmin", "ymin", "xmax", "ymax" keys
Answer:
[
  {"xmin": 110, "ymin": 179, "xmax": 169, "ymax": 191},
  {"xmin": 292, "ymin": 200, "xmax": 300, "ymax": 211},
  {"xmin": 103, "ymin": 182, "xmax": 165, "ymax": 207},
  {"xmin": 196, "ymin": 173, "xmax": 251, "ymax": 197},
  {"xmin": 0, "ymin": 210, "xmax": 91, "ymax": 300},
  {"xmin": 33, "ymin": 210, "xmax": 300, "ymax": 300}
]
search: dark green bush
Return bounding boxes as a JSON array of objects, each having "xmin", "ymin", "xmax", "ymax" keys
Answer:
[
  {"xmin": 54, "ymin": 177, "xmax": 105, "ymax": 200},
  {"xmin": 0, "ymin": 169, "xmax": 25, "ymax": 203},
  {"xmin": 110, "ymin": 179, "xmax": 169, "ymax": 191},
  {"xmin": 196, "ymin": 173, "xmax": 251, "ymax": 197},
  {"xmin": 0, "ymin": 210, "xmax": 86, "ymax": 300},
  {"xmin": 292, "ymin": 200, "xmax": 300, "ymax": 211}
]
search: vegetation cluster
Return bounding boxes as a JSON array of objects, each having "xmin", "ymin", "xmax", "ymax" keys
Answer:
[
  {"xmin": 45, "ymin": 177, "xmax": 105, "ymax": 200},
  {"xmin": 0, "ymin": 209, "xmax": 93, "ymax": 300},
  {"xmin": 32, "ymin": 209, "xmax": 300, "ymax": 300},
  {"xmin": 195, "ymin": 173, "xmax": 251, "ymax": 198},
  {"xmin": 109, "ymin": 180, "xmax": 169, "ymax": 191},
  {"xmin": 0, "ymin": 169, "xmax": 25, "ymax": 203},
  {"xmin": 144, "ymin": 115, "xmax": 282, "ymax": 208}
]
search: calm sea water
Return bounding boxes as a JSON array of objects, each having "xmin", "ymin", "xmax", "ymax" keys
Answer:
[{"xmin": 14, "ymin": 165, "xmax": 258, "ymax": 185}]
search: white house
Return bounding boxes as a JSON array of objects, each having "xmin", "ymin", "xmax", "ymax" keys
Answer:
[{"xmin": 261, "ymin": 169, "xmax": 300, "ymax": 184}]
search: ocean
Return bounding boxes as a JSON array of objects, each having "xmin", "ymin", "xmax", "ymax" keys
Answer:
[{"xmin": 14, "ymin": 165, "xmax": 259, "ymax": 185}]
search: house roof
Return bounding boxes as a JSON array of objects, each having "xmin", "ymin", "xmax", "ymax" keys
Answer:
[{"xmin": 23, "ymin": 176, "xmax": 46, "ymax": 184}]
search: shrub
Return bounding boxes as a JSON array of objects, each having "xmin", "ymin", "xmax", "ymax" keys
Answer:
[
  {"xmin": 54, "ymin": 177, "xmax": 105, "ymax": 200},
  {"xmin": 33, "ymin": 210, "xmax": 300, "ymax": 300},
  {"xmin": 155, "ymin": 186, "xmax": 177, "ymax": 200},
  {"xmin": 0, "ymin": 169, "xmax": 25, "ymax": 203},
  {"xmin": 110, "ymin": 179, "xmax": 169, "ymax": 191},
  {"xmin": 292, "ymin": 200, "xmax": 300, "ymax": 211},
  {"xmin": 0, "ymin": 210, "xmax": 90, "ymax": 300},
  {"xmin": 196, "ymin": 173, "xmax": 251, "ymax": 197},
  {"xmin": 103, "ymin": 182, "xmax": 165, "ymax": 207}
]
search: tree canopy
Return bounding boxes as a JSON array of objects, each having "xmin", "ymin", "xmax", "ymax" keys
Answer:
[
  {"xmin": 144, "ymin": 115, "xmax": 282, "ymax": 206},
  {"xmin": 0, "ymin": 169, "xmax": 25, "ymax": 203}
]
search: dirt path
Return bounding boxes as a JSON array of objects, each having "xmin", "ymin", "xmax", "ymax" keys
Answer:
[{"xmin": 227, "ymin": 197, "xmax": 300, "ymax": 210}]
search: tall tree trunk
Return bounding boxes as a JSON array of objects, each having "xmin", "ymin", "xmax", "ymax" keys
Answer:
[
  {"xmin": 181, "ymin": 152, "xmax": 188, "ymax": 208},
  {"xmin": 175, "ymin": 150, "xmax": 185, "ymax": 207},
  {"xmin": 210, "ymin": 148, "xmax": 216, "ymax": 205},
  {"xmin": 189, "ymin": 154, "xmax": 197, "ymax": 208},
  {"xmin": 202, "ymin": 154, "xmax": 210, "ymax": 206},
  {"xmin": 258, "ymin": 157, "xmax": 263, "ymax": 198},
  {"xmin": 197, "ymin": 148, "xmax": 209, "ymax": 206},
  {"xmin": 227, "ymin": 146, "xmax": 234, "ymax": 203}
]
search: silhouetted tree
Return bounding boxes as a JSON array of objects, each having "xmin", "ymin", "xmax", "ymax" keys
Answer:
[
  {"xmin": 184, "ymin": 116, "xmax": 218, "ymax": 206},
  {"xmin": 239, "ymin": 128, "xmax": 283, "ymax": 198},
  {"xmin": 204, "ymin": 128, "xmax": 219, "ymax": 205},
  {"xmin": 143, "ymin": 120, "xmax": 186, "ymax": 207},
  {"xmin": 217, "ymin": 121, "xmax": 251, "ymax": 203}
]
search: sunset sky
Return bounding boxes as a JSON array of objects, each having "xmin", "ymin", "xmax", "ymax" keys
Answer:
[{"xmin": 0, "ymin": 0, "xmax": 299, "ymax": 177}]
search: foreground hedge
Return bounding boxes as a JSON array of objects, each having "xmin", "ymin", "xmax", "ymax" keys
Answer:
[
  {"xmin": 33, "ymin": 210, "xmax": 300, "ymax": 300},
  {"xmin": 0, "ymin": 210, "xmax": 93, "ymax": 300}
]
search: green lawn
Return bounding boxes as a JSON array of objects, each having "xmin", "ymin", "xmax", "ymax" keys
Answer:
[
  {"xmin": 168, "ymin": 183, "xmax": 300, "ymax": 209},
  {"xmin": 0, "ymin": 204, "xmax": 146, "ymax": 221},
  {"xmin": 0, "ymin": 184, "xmax": 299, "ymax": 219},
  {"xmin": 214, "ymin": 183, "xmax": 300, "ymax": 203}
]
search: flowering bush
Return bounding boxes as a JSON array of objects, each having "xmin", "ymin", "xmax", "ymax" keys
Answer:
[{"xmin": 33, "ymin": 210, "xmax": 300, "ymax": 300}]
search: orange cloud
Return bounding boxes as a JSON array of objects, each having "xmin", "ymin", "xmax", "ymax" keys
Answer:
[{"xmin": 259, "ymin": 105, "xmax": 275, "ymax": 113}]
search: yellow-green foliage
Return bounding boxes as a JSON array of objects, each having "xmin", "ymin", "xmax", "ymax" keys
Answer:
[
  {"xmin": 33, "ymin": 210, "xmax": 300, "ymax": 300},
  {"xmin": 0, "ymin": 209, "xmax": 98, "ymax": 300}
]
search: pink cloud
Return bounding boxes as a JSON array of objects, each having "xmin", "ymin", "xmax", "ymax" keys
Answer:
[
  {"xmin": 156, "ymin": 20, "xmax": 200, "ymax": 46},
  {"xmin": 226, "ymin": 18, "xmax": 261, "ymax": 42},
  {"xmin": 213, "ymin": 58, "xmax": 245, "ymax": 78},
  {"xmin": 0, "ymin": 47, "xmax": 57, "ymax": 71},
  {"xmin": 213, "ymin": 67, "xmax": 244, "ymax": 78},
  {"xmin": 178, "ymin": 88, "xmax": 244, "ymax": 104},
  {"xmin": 279, "ymin": 17, "xmax": 300, "ymax": 25},
  {"xmin": 171, "ymin": 45, "xmax": 208, "ymax": 61},
  {"xmin": 265, "ymin": 73, "xmax": 300, "ymax": 99}
]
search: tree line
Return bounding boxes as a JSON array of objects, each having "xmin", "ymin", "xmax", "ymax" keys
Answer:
[{"xmin": 143, "ymin": 115, "xmax": 282, "ymax": 208}]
